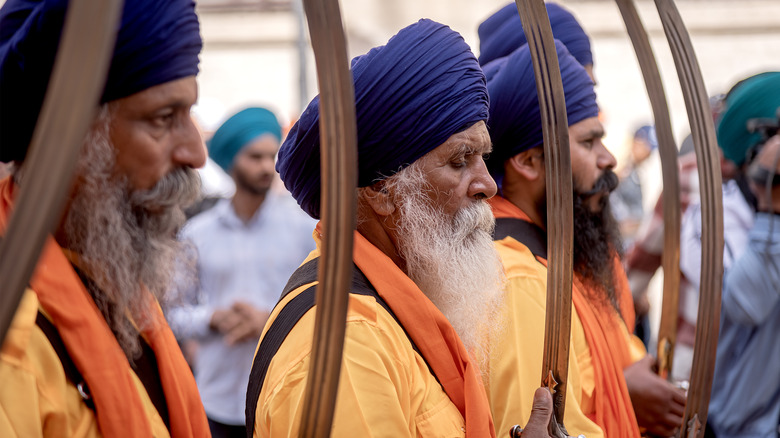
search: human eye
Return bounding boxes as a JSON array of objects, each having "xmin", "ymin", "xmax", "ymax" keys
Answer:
[
  {"xmin": 450, "ymin": 157, "xmax": 468, "ymax": 169},
  {"xmin": 150, "ymin": 108, "xmax": 175, "ymax": 128}
]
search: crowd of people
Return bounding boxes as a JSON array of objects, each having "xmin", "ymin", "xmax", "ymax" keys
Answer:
[{"xmin": 0, "ymin": 0, "xmax": 777, "ymax": 437}]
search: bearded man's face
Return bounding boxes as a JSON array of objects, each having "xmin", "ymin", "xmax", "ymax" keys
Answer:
[
  {"xmin": 60, "ymin": 79, "xmax": 204, "ymax": 360},
  {"xmin": 369, "ymin": 121, "xmax": 505, "ymax": 367}
]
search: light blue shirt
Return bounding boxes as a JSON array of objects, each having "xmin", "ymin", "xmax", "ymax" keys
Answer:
[
  {"xmin": 167, "ymin": 193, "xmax": 316, "ymax": 425},
  {"xmin": 709, "ymin": 213, "xmax": 780, "ymax": 437}
]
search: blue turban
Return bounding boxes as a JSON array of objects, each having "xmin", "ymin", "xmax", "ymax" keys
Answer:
[
  {"xmin": 208, "ymin": 107, "xmax": 282, "ymax": 172},
  {"xmin": 0, "ymin": 0, "xmax": 202, "ymax": 163},
  {"xmin": 478, "ymin": 2, "xmax": 592, "ymax": 68},
  {"xmin": 277, "ymin": 19, "xmax": 489, "ymax": 219},
  {"xmin": 634, "ymin": 125, "xmax": 658, "ymax": 151},
  {"xmin": 485, "ymin": 40, "xmax": 599, "ymax": 185},
  {"xmin": 716, "ymin": 71, "xmax": 780, "ymax": 166}
]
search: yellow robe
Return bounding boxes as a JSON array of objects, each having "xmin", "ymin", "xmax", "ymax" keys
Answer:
[
  {"xmin": 488, "ymin": 237, "xmax": 646, "ymax": 437},
  {"xmin": 253, "ymin": 251, "xmax": 467, "ymax": 437},
  {"xmin": 0, "ymin": 290, "xmax": 170, "ymax": 438}
]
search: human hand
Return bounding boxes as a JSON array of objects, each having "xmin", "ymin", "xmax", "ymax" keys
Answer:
[
  {"xmin": 209, "ymin": 307, "xmax": 243, "ymax": 334},
  {"xmin": 748, "ymin": 135, "xmax": 780, "ymax": 212},
  {"xmin": 511, "ymin": 388, "xmax": 585, "ymax": 438},
  {"xmin": 624, "ymin": 355, "xmax": 686, "ymax": 436},
  {"xmin": 222, "ymin": 301, "xmax": 271, "ymax": 345}
]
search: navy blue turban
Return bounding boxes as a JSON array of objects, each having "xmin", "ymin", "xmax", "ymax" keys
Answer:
[
  {"xmin": 485, "ymin": 40, "xmax": 598, "ymax": 185},
  {"xmin": 209, "ymin": 107, "xmax": 282, "ymax": 172},
  {"xmin": 277, "ymin": 19, "xmax": 489, "ymax": 219},
  {"xmin": 478, "ymin": 2, "xmax": 592, "ymax": 68},
  {"xmin": 0, "ymin": 0, "xmax": 202, "ymax": 163}
]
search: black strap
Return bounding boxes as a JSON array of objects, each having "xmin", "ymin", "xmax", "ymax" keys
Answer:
[
  {"xmin": 35, "ymin": 312, "xmax": 96, "ymax": 411},
  {"xmin": 71, "ymin": 266, "xmax": 170, "ymax": 431},
  {"xmin": 493, "ymin": 217, "xmax": 548, "ymax": 259},
  {"xmin": 245, "ymin": 258, "xmax": 429, "ymax": 437}
]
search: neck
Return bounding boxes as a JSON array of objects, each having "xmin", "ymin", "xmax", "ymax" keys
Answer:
[
  {"xmin": 355, "ymin": 200, "xmax": 405, "ymax": 272},
  {"xmin": 502, "ymin": 188, "xmax": 546, "ymax": 230},
  {"xmin": 231, "ymin": 188, "xmax": 266, "ymax": 223}
]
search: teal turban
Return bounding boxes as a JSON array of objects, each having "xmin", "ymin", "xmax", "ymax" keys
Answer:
[
  {"xmin": 717, "ymin": 72, "xmax": 780, "ymax": 166},
  {"xmin": 208, "ymin": 107, "xmax": 282, "ymax": 172}
]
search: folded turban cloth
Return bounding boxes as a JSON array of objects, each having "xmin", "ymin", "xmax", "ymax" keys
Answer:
[
  {"xmin": 208, "ymin": 107, "xmax": 282, "ymax": 172},
  {"xmin": 0, "ymin": 0, "xmax": 202, "ymax": 163},
  {"xmin": 478, "ymin": 2, "xmax": 592, "ymax": 68},
  {"xmin": 634, "ymin": 125, "xmax": 658, "ymax": 151},
  {"xmin": 484, "ymin": 40, "xmax": 598, "ymax": 186},
  {"xmin": 277, "ymin": 19, "xmax": 489, "ymax": 219},
  {"xmin": 717, "ymin": 71, "xmax": 780, "ymax": 166}
]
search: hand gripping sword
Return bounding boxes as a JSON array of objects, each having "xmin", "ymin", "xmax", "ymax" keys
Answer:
[
  {"xmin": 512, "ymin": 1, "xmax": 574, "ymax": 436},
  {"xmin": 0, "ymin": 0, "xmax": 122, "ymax": 350},
  {"xmin": 297, "ymin": 0, "xmax": 358, "ymax": 437},
  {"xmin": 613, "ymin": 0, "xmax": 682, "ymax": 382},
  {"xmin": 652, "ymin": 1, "xmax": 724, "ymax": 435}
]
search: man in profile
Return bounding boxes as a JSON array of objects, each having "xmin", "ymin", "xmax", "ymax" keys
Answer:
[
  {"xmin": 247, "ymin": 19, "xmax": 555, "ymax": 438},
  {"xmin": 0, "ymin": 0, "xmax": 209, "ymax": 435}
]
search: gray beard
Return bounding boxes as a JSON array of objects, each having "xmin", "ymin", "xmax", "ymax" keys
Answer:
[
  {"xmin": 385, "ymin": 163, "xmax": 506, "ymax": 369},
  {"xmin": 61, "ymin": 107, "xmax": 200, "ymax": 360}
]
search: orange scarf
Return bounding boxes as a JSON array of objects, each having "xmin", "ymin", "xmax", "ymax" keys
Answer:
[
  {"xmin": 350, "ymin": 229, "xmax": 496, "ymax": 437},
  {"xmin": 0, "ymin": 177, "xmax": 209, "ymax": 437},
  {"xmin": 490, "ymin": 196, "xmax": 641, "ymax": 437}
]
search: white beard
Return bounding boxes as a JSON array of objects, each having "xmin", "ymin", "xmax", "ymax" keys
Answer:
[{"xmin": 386, "ymin": 163, "xmax": 506, "ymax": 369}]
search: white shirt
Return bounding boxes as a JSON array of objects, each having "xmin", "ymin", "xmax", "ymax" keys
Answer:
[{"xmin": 168, "ymin": 193, "xmax": 316, "ymax": 425}]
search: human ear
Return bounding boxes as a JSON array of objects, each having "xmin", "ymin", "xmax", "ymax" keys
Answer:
[
  {"xmin": 362, "ymin": 181, "xmax": 396, "ymax": 217},
  {"xmin": 507, "ymin": 148, "xmax": 544, "ymax": 182}
]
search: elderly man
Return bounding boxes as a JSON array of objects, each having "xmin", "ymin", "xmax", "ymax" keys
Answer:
[
  {"xmin": 478, "ymin": 2, "xmax": 595, "ymax": 82},
  {"xmin": 246, "ymin": 19, "xmax": 554, "ymax": 438},
  {"xmin": 483, "ymin": 42, "xmax": 686, "ymax": 437},
  {"xmin": 168, "ymin": 107, "xmax": 315, "ymax": 437},
  {"xmin": 0, "ymin": 0, "xmax": 209, "ymax": 436}
]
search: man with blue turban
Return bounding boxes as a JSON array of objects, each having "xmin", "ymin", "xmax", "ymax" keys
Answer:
[
  {"xmin": 483, "ymin": 41, "xmax": 686, "ymax": 437},
  {"xmin": 167, "ymin": 107, "xmax": 315, "ymax": 437},
  {"xmin": 679, "ymin": 71, "xmax": 780, "ymax": 437},
  {"xmin": 246, "ymin": 19, "xmax": 553, "ymax": 438},
  {"xmin": 0, "ymin": 0, "xmax": 209, "ymax": 436},
  {"xmin": 478, "ymin": 2, "xmax": 595, "ymax": 81}
]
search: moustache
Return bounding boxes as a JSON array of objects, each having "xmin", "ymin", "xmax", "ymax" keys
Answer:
[
  {"xmin": 579, "ymin": 170, "xmax": 619, "ymax": 198},
  {"xmin": 129, "ymin": 167, "xmax": 201, "ymax": 213}
]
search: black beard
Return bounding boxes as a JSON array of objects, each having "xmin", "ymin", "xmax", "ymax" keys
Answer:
[{"xmin": 572, "ymin": 170, "xmax": 624, "ymax": 316}]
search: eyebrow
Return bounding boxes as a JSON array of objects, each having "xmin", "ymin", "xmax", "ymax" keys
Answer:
[{"xmin": 449, "ymin": 141, "xmax": 492, "ymax": 159}]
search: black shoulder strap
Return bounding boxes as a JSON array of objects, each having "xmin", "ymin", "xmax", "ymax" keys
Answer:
[
  {"xmin": 493, "ymin": 217, "xmax": 548, "ymax": 259},
  {"xmin": 245, "ymin": 258, "xmax": 428, "ymax": 437},
  {"xmin": 35, "ymin": 312, "xmax": 96, "ymax": 411}
]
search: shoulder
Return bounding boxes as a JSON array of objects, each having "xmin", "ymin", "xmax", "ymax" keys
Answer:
[
  {"xmin": 494, "ymin": 237, "xmax": 547, "ymax": 282},
  {"xmin": 181, "ymin": 200, "xmax": 228, "ymax": 237},
  {"xmin": 259, "ymin": 284, "xmax": 419, "ymax": 397}
]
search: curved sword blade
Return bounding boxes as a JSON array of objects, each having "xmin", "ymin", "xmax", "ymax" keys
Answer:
[
  {"xmin": 653, "ymin": 0, "xmax": 724, "ymax": 435},
  {"xmin": 0, "ymin": 0, "xmax": 122, "ymax": 348},
  {"xmin": 298, "ymin": 0, "xmax": 358, "ymax": 436},
  {"xmin": 513, "ymin": 1, "xmax": 573, "ymax": 435},
  {"xmin": 614, "ymin": 0, "xmax": 682, "ymax": 381}
]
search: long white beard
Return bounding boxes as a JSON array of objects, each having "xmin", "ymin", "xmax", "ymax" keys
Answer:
[
  {"xmin": 388, "ymin": 164, "xmax": 506, "ymax": 368},
  {"xmin": 61, "ymin": 106, "xmax": 200, "ymax": 360}
]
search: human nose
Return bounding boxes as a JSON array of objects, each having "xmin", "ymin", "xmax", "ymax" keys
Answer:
[
  {"xmin": 470, "ymin": 157, "xmax": 498, "ymax": 200},
  {"xmin": 173, "ymin": 117, "xmax": 207, "ymax": 169},
  {"xmin": 597, "ymin": 141, "xmax": 617, "ymax": 170}
]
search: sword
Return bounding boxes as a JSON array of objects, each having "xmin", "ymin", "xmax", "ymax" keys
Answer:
[
  {"xmin": 0, "ymin": 0, "xmax": 122, "ymax": 349},
  {"xmin": 613, "ymin": 0, "xmax": 682, "ymax": 381},
  {"xmin": 652, "ymin": 1, "xmax": 724, "ymax": 435},
  {"xmin": 297, "ymin": 0, "xmax": 358, "ymax": 436},
  {"xmin": 513, "ymin": 1, "xmax": 574, "ymax": 436}
]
